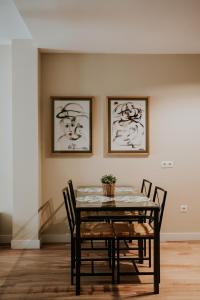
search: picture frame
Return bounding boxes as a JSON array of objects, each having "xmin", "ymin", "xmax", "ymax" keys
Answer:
[
  {"xmin": 52, "ymin": 96, "xmax": 93, "ymax": 153},
  {"xmin": 107, "ymin": 97, "xmax": 149, "ymax": 155}
]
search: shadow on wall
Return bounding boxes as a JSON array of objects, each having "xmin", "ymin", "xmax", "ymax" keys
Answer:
[
  {"xmin": 39, "ymin": 198, "xmax": 67, "ymax": 237},
  {"xmin": 11, "ymin": 199, "xmax": 66, "ymax": 242},
  {"xmin": 0, "ymin": 213, "xmax": 12, "ymax": 243}
]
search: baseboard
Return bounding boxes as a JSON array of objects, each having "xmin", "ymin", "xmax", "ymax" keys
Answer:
[
  {"xmin": 161, "ymin": 232, "xmax": 200, "ymax": 241},
  {"xmin": 8, "ymin": 233, "xmax": 200, "ymax": 246},
  {"xmin": 0, "ymin": 234, "xmax": 12, "ymax": 244},
  {"xmin": 40, "ymin": 233, "xmax": 200, "ymax": 244},
  {"xmin": 2, "ymin": 232, "xmax": 200, "ymax": 245},
  {"xmin": 11, "ymin": 239, "xmax": 40, "ymax": 249},
  {"xmin": 40, "ymin": 233, "xmax": 70, "ymax": 244}
]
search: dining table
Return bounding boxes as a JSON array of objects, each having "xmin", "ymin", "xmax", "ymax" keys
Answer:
[{"xmin": 75, "ymin": 185, "xmax": 160, "ymax": 295}]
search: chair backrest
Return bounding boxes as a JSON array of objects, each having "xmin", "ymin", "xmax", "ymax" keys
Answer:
[
  {"xmin": 152, "ymin": 186, "xmax": 167, "ymax": 231},
  {"xmin": 141, "ymin": 179, "xmax": 152, "ymax": 198},
  {"xmin": 68, "ymin": 179, "xmax": 76, "ymax": 211},
  {"xmin": 63, "ymin": 187, "xmax": 75, "ymax": 234}
]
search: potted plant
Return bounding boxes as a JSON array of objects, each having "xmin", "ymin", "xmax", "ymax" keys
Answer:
[{"xmin": 101, "ymin": 174, "xmax": 117, "ymax": 197}]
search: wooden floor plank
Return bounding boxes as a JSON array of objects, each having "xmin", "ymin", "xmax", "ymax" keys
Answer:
[{"xmin": 0, "ymin": 241, "xmax": 200, "ymax": 299}]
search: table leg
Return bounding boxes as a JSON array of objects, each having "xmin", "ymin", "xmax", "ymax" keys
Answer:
[
  {"xmin": 154, "ymin": 209, "xmax": 160, "ymax": 294},
  {"xmin": 138, "ymin": 216, "xmax": 144, "ymax": 264},
  {"xmin": 76, "ymin": 210, "xmax": 81, "ymax": 295},
  {"xmin": 138, "ymin": 239, "xmax": 144, "ymax": 264}
]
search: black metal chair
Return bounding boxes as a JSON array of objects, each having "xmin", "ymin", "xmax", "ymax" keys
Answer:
[
  {"xmin": 68, "ymin": 179, "xmax": 108, "ymax": 221},
  {"xmin": 141, "ymin": 179, "xmax": 152, "ymax": 197},
  {"xmin": 106, "ymin": 179, "xmax": 152, "ymax": 222},
  {"xmin": 143, "ymin": 186, "xmax": 167, "ymax": 267},
  {"xmin": 140, "ymin": 179, "xmax": 152, "ymax": 255},
  {"xmin": 63, "ymin": 186, "xmax": 115, "ymax": 285},
  {"xmin": 113, "ymin": 186, "xmax": 167, "ymax": 284}
]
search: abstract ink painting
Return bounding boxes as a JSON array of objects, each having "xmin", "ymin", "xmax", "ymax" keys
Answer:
[
  {"xmin": 107, "ymin": 97, "xmax": 149, "ymax": 155},
  {"xmin": 52, "ymin": 97, "xmax": 93, "ymax": 153}
]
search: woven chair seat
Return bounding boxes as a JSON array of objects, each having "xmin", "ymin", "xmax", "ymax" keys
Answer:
[
  {"xmin": 113, "ymin": 222, "xmax": 131, "ymax": 237},
  {"xmin": 114, "ymin": 222, "xmax": 154, "ymax": 238},
  {"xmin": 74, "ymin": 222, "xmax": 114, "ymax": 239}
]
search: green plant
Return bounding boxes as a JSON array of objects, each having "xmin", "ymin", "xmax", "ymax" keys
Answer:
[{"xmin": 101, "ymin": 174, "xmax": 117, "ymax": 184}]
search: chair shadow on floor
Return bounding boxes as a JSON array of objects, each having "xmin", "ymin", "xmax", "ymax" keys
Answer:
[{"xmin": 39, "ymin": 198, "xmax": 66, "ymax": 235}]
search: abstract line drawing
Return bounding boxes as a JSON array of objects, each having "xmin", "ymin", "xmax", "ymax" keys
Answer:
[
  {"xmin": 108, "ymin": 97, "xmax": 149, "ymax": 154},
  {"xmin": 52, "ymin": 97, "xmax": 92, "ymax": 153}
]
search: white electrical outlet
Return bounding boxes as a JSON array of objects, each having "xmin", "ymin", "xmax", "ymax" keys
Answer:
[
  {"xmin": 168, "ymin": 161, "xmax": 174, "ymax": 167},
  {"xmin": 180, "ymin": 204, "xmax": 188, "ymax": 213},
  {"xmin": 161, "ymin": 161, "xmax": 174, "ymax": 168}
]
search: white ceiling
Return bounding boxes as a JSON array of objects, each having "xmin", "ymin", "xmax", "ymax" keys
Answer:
[
  {"xmin": 10, "ymin": 0, "xmax": 200, "ymax": 53},
  {"xmin": 0, "ymin": 0, "xmax": 31, "ymax": 45}
]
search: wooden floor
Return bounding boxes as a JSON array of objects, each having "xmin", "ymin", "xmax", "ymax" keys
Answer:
[{"xmin": 0, "ymin": 241, "xmax": 200, "ymax": 300}]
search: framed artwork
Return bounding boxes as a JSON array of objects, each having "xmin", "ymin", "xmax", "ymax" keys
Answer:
[
  {"xmin": 52, "ymin": 96, "xmax": 93, "ymax": 153},
  {"xmin": 107, "ymin": 97, "xmax": 149, "ymax": 155}
]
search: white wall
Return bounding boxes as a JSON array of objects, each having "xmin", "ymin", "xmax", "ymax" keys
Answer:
[
  {"xmin": 11, "ymin": 40, "xmax": 40, "ymax": 249},
  {"xmin": 0, "ymin": 45, "xmax": 13, "ymax": 243}
]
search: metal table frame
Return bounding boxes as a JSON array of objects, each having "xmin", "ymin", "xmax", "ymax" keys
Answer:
[{"xmin": 75, "ymin": 191, "xmax": 160, "ymax": 295}]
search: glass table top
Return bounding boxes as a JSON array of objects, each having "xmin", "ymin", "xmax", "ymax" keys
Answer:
[{"xmin": 76, "ymin": 186, "xmax": 159, "ymax": 210}]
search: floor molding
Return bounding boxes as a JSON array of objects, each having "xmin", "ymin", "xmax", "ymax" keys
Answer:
[
  {"xmin": 40, "ymin": 233, "xmax": 200, "ymax": 244},
  {"xmin": 4, "ymin": 233, "xmax": 200, "ymax": 246},
  {"xmin": 161, "ymin": 232, "xmax": 200, "ymax": 241},
  {"xmin": 40, "ymin": 233, "xmax": 70, "ymax": 244},
  {"xmin": 11, "ymin": 239, "xmax": 40, "ymax": 249}
]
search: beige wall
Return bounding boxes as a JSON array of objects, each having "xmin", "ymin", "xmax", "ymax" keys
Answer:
[{"xmin": 40, "ymin": 53, "xmax": 200, "ymax": 238}]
